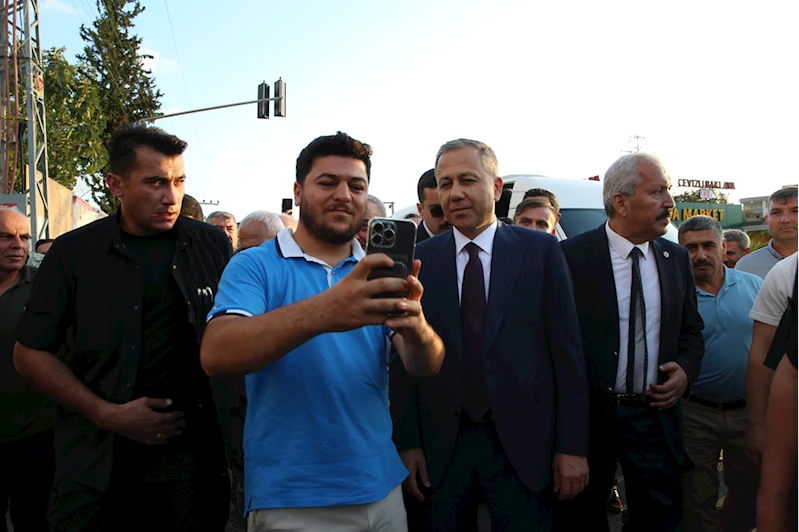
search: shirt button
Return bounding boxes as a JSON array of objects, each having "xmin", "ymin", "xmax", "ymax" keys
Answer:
[
  {"xmin": 126, "ymin": 383, "xmax": 132, "ymax": 388},
  {"xmin": 172, "ymin": 264, "xmax": 177, "ymax": 270},
  {"xmin": 130, "ymin": 345, "xmax": 135, "ymax": 350},
  {"xmin": 133, "ymin": 305, "xmax": 139, "ymax": 311},
  {"xmin": 613, "ymin": 351, "xmax": 618, "ymax": 357}
]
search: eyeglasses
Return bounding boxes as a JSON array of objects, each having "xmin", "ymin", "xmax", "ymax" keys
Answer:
[{"xmin": 428, "ymin": 204, "xmax": 444, "ymax": 218}]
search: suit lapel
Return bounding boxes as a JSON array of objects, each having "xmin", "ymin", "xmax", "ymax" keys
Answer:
[
  {"xmin": 483, "ymin": 224, "xmax": 523, "ymax": 354},
  {"xmin": 588, "ymin": 225, "xmax": 621, "ymax": 350},
  {"xmin": 651, "ymin": 239, "xmax": 675, "ymax": 358}
]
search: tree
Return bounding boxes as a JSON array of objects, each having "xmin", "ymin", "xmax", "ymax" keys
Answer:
[
  {"xmin": 673, "ymin": 188, "xmax": 729, "ymax": 204},
  {"xmin": 78, "ymin": 0, "xmax": 162, "ymax": 213},
  {"xmin": 44, "ymin": 48, "xmax": 107, "ymax": 190}
]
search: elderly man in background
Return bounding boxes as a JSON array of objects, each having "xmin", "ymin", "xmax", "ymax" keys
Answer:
[
  {"xmin": 722, "ymin": 229, "xmax": 751, "ymax": 269},
  {"xmin": 356, "ymin": 194, "xmax": 386, "ymax": 249},
  {"xmin": 208, "ymin": 211, "xmax": 239, "ymax": 250},
  {"xmin": 1, "ymin": 206, "xmax": 55, "ymax": 531},
  {"xmin": 238, "ymin": 211, "xmax": 285, "ymax": 251}
]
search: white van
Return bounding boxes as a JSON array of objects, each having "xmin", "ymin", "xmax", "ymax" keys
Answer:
[{"xmin": 393, "ymin": 174, "xmax": 679, "ymax": 243}]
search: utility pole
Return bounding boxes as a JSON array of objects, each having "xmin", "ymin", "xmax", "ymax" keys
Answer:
[
  {"xmin": 621, "ymin": 134, "xmax": 647, "ymax": 154},
  {"xmin": 0, "ymin": 0, "xmax": 50, "ymax": 249}
]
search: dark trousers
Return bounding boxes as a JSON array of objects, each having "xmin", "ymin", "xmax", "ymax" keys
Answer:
[
  {"xmin": 49, "ymin": 463, "xmax": 230, "ymax": 531},
  {"xmin": 427, "ymin": 421, "xmax": 553, "ymax": 532},
  {"xmin": 556, "ymin": 402, "xmax": 683, "ymax": 532},
  {"xmin": 0, "ymin": 429, "xmax": 55, "ymax": 532}
]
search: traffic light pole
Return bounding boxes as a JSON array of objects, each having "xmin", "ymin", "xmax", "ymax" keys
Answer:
[{"xmin": 137, "ymin": 96, "xmax": 284, "ymax": 124}]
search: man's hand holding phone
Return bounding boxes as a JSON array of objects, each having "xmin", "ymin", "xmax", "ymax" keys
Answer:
[{"xmin": 321, "ymin": 254, "xmax": 413, "ymax": 332}]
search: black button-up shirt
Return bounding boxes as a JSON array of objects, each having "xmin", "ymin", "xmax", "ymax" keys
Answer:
[
  {"xmin": 1, "ymin": 265, "xmax": 54, "ymax": 443},
  {"xmin": 16, "ymin": 213, "xmax": 233, "ymax": 491}
]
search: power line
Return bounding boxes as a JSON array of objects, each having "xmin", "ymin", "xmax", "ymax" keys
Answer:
[{"xmin": 162, "ymin": 0, "xmax": 208, "ymax": 179}]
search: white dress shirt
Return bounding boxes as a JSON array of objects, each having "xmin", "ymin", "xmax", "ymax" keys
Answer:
[
  {"xmin": 421, "ymin": 221, "xmax": 435, "ymax": 239},
  {"xmin": 606, "ymin": 222, "xmax": 662, "ymax": 394},
  {"xmin": 453, "ymin": 219, "xmax": 498, "ymax": 303}
]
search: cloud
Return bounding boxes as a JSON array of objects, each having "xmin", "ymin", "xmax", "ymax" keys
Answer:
[
  {"xmin": 139, "ymin": 47, "xmax": 180, "ymax": 75},
  {"xmin": 41, "ymin": 0, "xmax": 81, "ymax": 15}
]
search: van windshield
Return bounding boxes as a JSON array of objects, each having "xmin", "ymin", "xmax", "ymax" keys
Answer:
[
  {"xmin": 559, "ymin": 208, "xmax": 608, "ymax": 238},
  {"xmin": 558, "ymin": 208, "xmax": 679, "ymax": 243}
]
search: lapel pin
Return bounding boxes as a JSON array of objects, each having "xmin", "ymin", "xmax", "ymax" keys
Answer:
[{"xmin": 663, "ymin": 251, "xmax": 670, "ymax": 258}]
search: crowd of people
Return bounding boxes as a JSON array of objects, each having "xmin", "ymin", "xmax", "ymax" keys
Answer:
[{"xmin": 0, "ymin": 123, "xmax": 796, "ymax": 532}]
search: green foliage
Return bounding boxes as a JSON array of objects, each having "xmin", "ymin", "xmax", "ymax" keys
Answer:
[
  {"xmin": 44, "ymin": 47, "xmax": 107, "ymax": 190},
  {"xmin": 78, "ymin": 0, "xmax": 162, "ymax": 213},
  {"xmin": 673, "ymin": 189, "xmax": 729, "ymax": 204}
]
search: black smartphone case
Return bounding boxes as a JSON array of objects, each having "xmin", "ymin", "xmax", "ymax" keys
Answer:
[{"xmin": 366, "ymin": 218, "xmax": 417, "ymax": 303}]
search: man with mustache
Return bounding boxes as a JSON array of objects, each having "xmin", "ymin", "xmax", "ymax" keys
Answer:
[
  {"xmin": 558, "ymin": 153, "xmax": 705, "ymax": 531},
  {"xmin": 201, "ymin": 132, "xmax": 444, "ymax": 532},
  {"xmin": 13, "ymin": 125, "xmax": 234, "ymax": 531},
  {"xmin": 0, "ymin": 206, "xmax": 54, "ymax": 531},
  {"xmin": 677, "ymin": 215, "xmax": 762, "ymax": 532},
  {"xmin": 415, "ymin": 168, "xmax": 451, "ymax": 243},
  {"xmin": 735, "ymin": 187, "xmax": 798, "ymax": 279}
]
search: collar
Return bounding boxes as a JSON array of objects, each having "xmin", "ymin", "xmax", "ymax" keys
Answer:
[
  {"xmin": 605, "ymin": 221, "xmax": 650, "ymax": 260},
  {"xmin": 19, "ymin": 264, "xmax": 33, "ymax": 284},
  {"xmin": 696, "ymin": 265, "xmax": 736, "ymax": 297},
  {"xmin": 421, "ymin": 221, "xmax": 435, "ymax": 238},
  {"xmin": 108, "ymin": 211, "xmax": 191, "ymax": 255},
  {"xmin": 275, "ymin": 227, "xmax": 364, "ymax": 265},
  {"xmin": 766, "ymin": 240, "xmax": 785, "ymax": 260},
  {"xmin": 453, "ymin": 218, "xmax": 498, "ymax": 256}
]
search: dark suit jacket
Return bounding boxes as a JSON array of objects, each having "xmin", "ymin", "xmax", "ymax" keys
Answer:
[
  {"xmin": 390, "ymin": 223, "xmax": 589, "ymax": 493},
  {"xmin": 559, "ymin": 224, "xmax": 704, "ymax": 465},
  {"xmin": 416, "ymin": 222, "xmax": 432, "ymax": 243}
]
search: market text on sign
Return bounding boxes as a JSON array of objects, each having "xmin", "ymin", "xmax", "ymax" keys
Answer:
[{"xmin": 671, "ymin": 208, "xmax": 726, "ymax": 222}]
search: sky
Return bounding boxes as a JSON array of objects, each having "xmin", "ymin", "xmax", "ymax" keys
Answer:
[{"xmin": 41, "ymin": 0, "xmax": 799, "ymax": 220}]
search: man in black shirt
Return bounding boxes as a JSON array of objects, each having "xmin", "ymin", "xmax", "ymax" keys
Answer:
[
  {"xmin": 1, "ymin": 206, "xmax": 54, "ymax": 531},
  {"xmin": 13, "ymin": 125, "xmax": 233, "ymax": 531}
]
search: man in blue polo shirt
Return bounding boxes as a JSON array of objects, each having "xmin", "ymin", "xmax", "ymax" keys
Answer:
[
  {"xmin": 201, "ymin": 132, "xmax": 445, "ymax": 532},
  {"xmin": 678, "ymin": 216, "xmax": 763, "ymax": 532}
]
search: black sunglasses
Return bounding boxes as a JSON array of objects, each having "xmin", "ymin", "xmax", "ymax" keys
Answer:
[{"xmin": 429, "ymin": 204, "xmax": 444, "ymax": 218}]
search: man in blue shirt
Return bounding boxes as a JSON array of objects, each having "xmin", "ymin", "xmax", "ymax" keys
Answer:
[
  {"xmin": 678, "ymin": 215, "xmax": 763, "ymax": 532},
  {"xmin": 201, "ymin": 132, "xmax": 445, "ymax": 532}
]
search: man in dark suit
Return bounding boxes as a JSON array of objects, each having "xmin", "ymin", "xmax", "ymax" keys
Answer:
[
  {"xmin": 415, "ymin": 168, "xmax": 451, "ymax": 243},
  {"xmin": 390, "ymin": 139, "xmax": 589, "ymax": 531},
  {"xmin": 558, "ymin": 153, "xmax": 705, "ymax": 531}
]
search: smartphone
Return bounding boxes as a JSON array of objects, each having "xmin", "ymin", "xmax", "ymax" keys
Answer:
[{"xmin": 366, "ymin": 218, "xmax": 417, "ymax": 313}]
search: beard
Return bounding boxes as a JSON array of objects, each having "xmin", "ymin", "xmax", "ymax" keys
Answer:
[{"xmin": 299, "ymin": 195, "xmax": 365, "ymax": 245}]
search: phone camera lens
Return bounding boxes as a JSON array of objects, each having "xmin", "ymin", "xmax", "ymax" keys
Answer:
[
  {"xmin": 383, "ymin": 228, "xmax": 395, "ymax": 240},
  {"xmin": 372, "ymin": 234, "xmax": 384, "ymax": 246},
  {"xmin": 371, "ymin": 222, "xmax": 384, "ymax": 234}
]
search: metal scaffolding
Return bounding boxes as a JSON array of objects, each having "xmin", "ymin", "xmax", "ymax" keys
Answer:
[{"xmin": 1, "ymin": 0, "xmax": 49, "ymax": 246}]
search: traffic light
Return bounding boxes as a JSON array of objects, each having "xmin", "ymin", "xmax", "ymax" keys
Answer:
[
  {"xmin": 257, "ymin": 82, "xmax": 270, "ymax": 119},
  {"xmin": 274, "ymin": 78, "xmax": 286, "ymax": 117}
]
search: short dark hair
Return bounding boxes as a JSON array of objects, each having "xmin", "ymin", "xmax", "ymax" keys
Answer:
[
  {"xmin": 180, "ymin": 194, "xmax": 204, "ymax": 220},
  {"xmin": 417, "ymin": 169, "xmax": 437, "ymax": 203},
  {"xmin": 769, "ymin": 186, "xmax": 798, "ymax": 206},
  {"xmin": 108, "ymin": 124, "xmax": 188, "ymax": 175},
  {"xmin": 514, "ymin": 198, "xmax": 556, "ymax": 222},
  {"xmin": 35, "ymin": 238, "xmax": 55, "ymax": 252},
  {"xmin": 295, "ymin": 132, "xmax": 372, "ymax": 185},
  {"xmin": 523, "ymin": 188, "xmax": 560, "ymax": 214}
]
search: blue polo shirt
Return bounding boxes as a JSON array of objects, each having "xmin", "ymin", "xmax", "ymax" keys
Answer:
[
  {"xmin": 692, "ymin": 266, "xmax": 763, "ymax": 402},
  {"xmin": 208, "ymin": 229, "xmax": 407, "ymax": 512}
]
